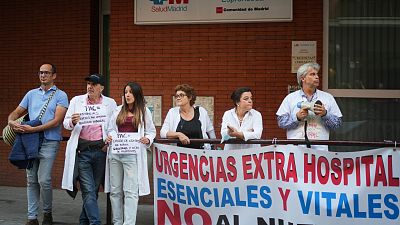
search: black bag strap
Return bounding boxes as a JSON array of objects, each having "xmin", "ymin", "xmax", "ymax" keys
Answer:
[
  {"xmin": 194, "ymin": 106, "xmax": 200, "ymax": 120},
  {"xmin": 304, "ymin": 120, "xmax": 311, "ymax": 148},
  {"xmin": 38, "ymin": 89, "xmax": 57, "ymax": 120}
]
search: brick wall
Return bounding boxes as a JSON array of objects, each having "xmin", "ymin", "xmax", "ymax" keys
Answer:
[
  {"xmin": 0, "ymin": 0, "xmax": 323, "ymax": 205},
  {"xmin": 109, "ymin": 0, "xmax": 323, "ymax": 204},
  {"xmin": 0, "ymin": 0, "xmax": 98, "ymax": 187}
]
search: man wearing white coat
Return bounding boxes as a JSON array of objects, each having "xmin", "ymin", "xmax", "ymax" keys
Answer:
[
  {"xmin": 61, "ymin": 74, "xmax": 117, "ymax": 225},
  {"xmin": 276, "ymin": 62, "xmax": 342, "ymax": 151}
]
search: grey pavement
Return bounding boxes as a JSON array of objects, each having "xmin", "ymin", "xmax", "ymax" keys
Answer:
[{"xmin": 0, "ymin": 186, "xmax": 154, "ymax": 225}]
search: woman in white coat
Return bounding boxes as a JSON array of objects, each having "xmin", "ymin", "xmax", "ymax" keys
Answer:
[
  {"xmin": 221, "ymin": 87, "xmax": 263, "ymax": 150},
  {"xmin": 105, "ymin": 82, "xmax": 156, "ymax": 225},
  {"xmin": 160, "ymin": 84, "xmax": 215, "ymax": 149}
]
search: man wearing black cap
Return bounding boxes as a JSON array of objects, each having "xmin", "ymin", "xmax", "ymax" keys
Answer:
[{"xmin": 61, "ymin": 74, "xmax": 117, "ymax": 225}]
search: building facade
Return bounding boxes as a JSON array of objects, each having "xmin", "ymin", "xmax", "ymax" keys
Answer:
[{"xmin": 0, "ymin": 0, "xmax": 398, "ymax": 204}]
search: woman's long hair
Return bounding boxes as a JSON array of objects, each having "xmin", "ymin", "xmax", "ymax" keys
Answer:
[{"xmin": 116, "ymin": 82, "xmax": 146, "ymax": 128}]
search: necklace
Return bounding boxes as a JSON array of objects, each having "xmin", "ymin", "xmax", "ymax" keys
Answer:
[{"xmin": 236, "ymin": 111, "xmax": 244, "ymax": 124}]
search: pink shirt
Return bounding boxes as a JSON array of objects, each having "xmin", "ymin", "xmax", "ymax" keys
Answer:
[{"xmin": 79, "ymin": 96, "xmax": 103, "ymax": 141}]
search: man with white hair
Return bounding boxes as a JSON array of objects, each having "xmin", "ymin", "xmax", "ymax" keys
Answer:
[
  {"xmin": 62, "ymin": 74, "xmax": 117, "ymax": 225},
  {"xmin": 276, "ymin": 62, "xmax": 342, "ymax": 151}
]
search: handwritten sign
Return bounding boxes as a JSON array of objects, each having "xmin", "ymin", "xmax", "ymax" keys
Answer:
[
  {"xmin": 111, "ymin": 132, "xmax": 141, "ymax": 154},
  {"xmin": 77, "ymin": 104, "xmax": 108, "ymax": 126}
]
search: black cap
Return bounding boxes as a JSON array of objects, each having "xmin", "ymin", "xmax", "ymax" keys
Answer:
[{"xmin": 84, "ymin": 74, "xmax": 105, "ymax": 86}]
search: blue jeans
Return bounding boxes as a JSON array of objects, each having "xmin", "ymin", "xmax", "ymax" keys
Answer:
[
  {"xmin": 26, "ymin": 139, "xmax": 60, "ymax": 220},
  {"xmin": 77, "ymin": 147, "xmax": 106, "ymax": 225}
]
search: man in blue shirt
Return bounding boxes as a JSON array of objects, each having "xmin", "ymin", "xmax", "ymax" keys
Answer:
[{"xmin": 7, "ymin": 63, "xmax": 69, "ymax": 225}]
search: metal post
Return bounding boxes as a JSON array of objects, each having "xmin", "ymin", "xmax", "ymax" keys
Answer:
[{"xmin": 106, "ymin": 193, "xmax": 111, "ymax": 225}]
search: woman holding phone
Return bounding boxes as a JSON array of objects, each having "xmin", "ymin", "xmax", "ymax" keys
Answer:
[{"xmin": 221, "ymin": 87, "xmax": 263, "ymax": 150}]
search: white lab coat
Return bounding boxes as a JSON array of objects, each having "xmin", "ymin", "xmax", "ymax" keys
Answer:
[
  {"xmin": 221, "ymin": 108, "xmax": 263, "ymax": 150},
  {"xmin": 105, "ymin": 105, "xmax": 156, "ymax": 195},
  {"xmin": 276, "ymin": 89, "xmax": 342, "ymax": 151},
  {"xmin": 61, "ymin": 94, "xmax": 117, "ymax": 192},
  {"xmin": 160, "ymin": 106, "xmax": 216, "ymax": 149}
]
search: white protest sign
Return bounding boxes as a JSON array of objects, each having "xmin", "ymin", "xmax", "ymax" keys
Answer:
[
  {"xmin": 77, "ymin": 104, "xmax": 108, "ymax": 126},
  {"xmin": 111, "ymin": 132, "xmax": 141, "ymax": 154}
]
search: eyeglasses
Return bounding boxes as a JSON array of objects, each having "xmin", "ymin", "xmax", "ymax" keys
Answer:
[
  {"xmin": 38, "ymin": 71, "xmax": 53, "ymax": 76},
  {"xmin": 174, "ymin": 93, "xmax": 187, "ymax": 99}
]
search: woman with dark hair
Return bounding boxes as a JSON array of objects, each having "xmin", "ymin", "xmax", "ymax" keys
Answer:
[
  {"xmin": 105, "ymin": 82, "xmax": 156, "ymax": 225},
  {"xmin": 160, "ymin": 84, "xmax": 215, "ymax": 149},
  {"xmin": 221, "ymin": 87, "xmax": 263, "ymax": 150}
]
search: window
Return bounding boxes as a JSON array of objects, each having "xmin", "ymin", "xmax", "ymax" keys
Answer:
[{"xmin": 324, "ymin": 0, "xmax": 400, "ymax": 147}]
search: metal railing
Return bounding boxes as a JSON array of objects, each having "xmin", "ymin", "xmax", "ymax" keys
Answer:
[
  {"xmin": 154, "ymin": 138, "xmax": 398, "ymax": 147},
  {"xmin": 3, "ymin": 136, "xmax": 396, "ymax": 148}
]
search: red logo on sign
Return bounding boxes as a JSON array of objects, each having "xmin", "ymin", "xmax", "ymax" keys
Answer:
[{"xmin": 216, "ymin": 7, "xmax": 223, "ymax": 14}]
